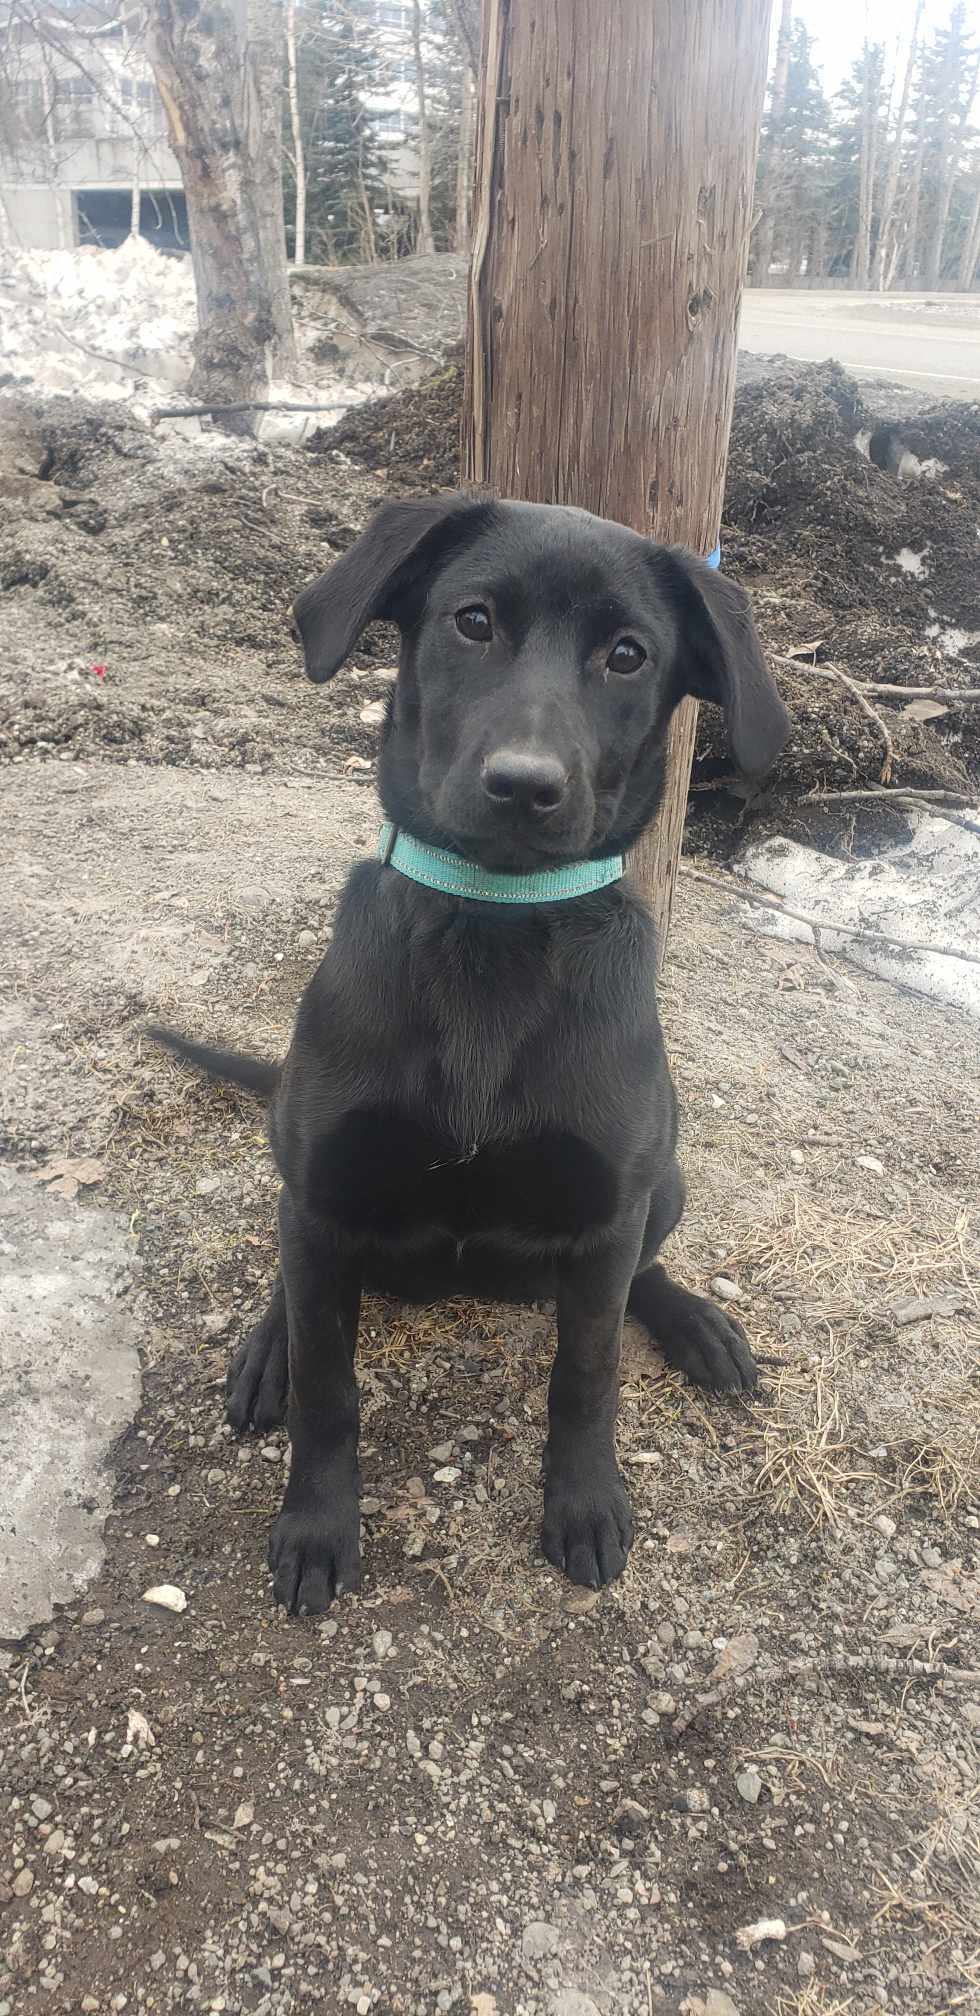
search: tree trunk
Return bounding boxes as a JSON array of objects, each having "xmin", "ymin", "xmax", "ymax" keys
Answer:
[
  {"xmin": 453, "ymin": 63, "xmax": 474, "ymax": 255},
  {"xmin": 411, "ymin": 0, "xmax": 435, "ymax": 256},
  {"xmin": 285, "ymin": 0, "xmax": 306, "ymax": 267},
  {"xmin": 902, "ymin": 113, "xmax": 925, "ymax": 285},
  {"xmin": 872, "ymin": 0, "xmax": 922, "ymax": 291},
  {"xmin": 851, "ymin": 46, "xmax": 879, "ymax": 289},
  {"xmin": 959, "ymin": 182, "xmax": 980, "ymax": 289},
  {"xmin": 243, "ymin": 0, "xmax": 296, "ymax": 372},
  {"xmin": 753, "ymin": 0, "xmax": 792, "ymax": 287},
  {"xmin": 463, "ymin": 0, "xmax": 772, "ymax": 961},
  {"xmin": 147, "ymin": 0, "xmax": 295, "ymax": 423},
  {"xmin": 926, "ymin": 50, "xmax": 980, "ymax": 291}
]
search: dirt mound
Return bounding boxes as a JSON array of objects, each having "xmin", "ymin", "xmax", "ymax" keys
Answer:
[
  {"xmin": 313, "ymin": 356, "xmax": 980, "ymax": 853},
  {"xmin": 315, "ymin": 349, "xmax": 464, "ymax": 492}
]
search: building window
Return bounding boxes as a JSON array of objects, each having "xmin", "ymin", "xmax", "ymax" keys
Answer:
[
  {"xmin": 374, "ymin": 3, "xmax": 411, "ymax": 28},
  {"xmin": 55, "ymin": 75, "xmax": 95, "ymax": 140}
]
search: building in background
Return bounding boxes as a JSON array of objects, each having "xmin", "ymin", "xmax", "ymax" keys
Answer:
[{"xmin": 0, "ymin": 2, "xmax": 185, "ymax": 251}]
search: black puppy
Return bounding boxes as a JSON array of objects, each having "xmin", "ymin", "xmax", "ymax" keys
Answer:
[{"xmin": 153, "ymin": 493, "xmax": 788, "ymax": 1613}]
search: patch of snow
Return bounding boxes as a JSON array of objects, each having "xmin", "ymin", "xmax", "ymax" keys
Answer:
[
  {"xmin": 737, "ymin": 817, "xmax": 980, "ymax": 1021},
  {"xmin": 925, "ymin": 622, "xmax": 980, "ymax": 659},
  {"xmin": 0, "ymin": 239, "xmax": 374, "ymax": 438},
  {"xmin": 893, "ymin": 546, "xmax": 929, "ymax": 576}
]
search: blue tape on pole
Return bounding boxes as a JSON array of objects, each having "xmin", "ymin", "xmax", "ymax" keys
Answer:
[{"xmin": 705, "ymin": 542, "xmax": 721, "ymax": 569}]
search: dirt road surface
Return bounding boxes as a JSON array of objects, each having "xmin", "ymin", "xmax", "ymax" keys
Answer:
[
  {"xmin": 1, "ymin": 376, "xmax": 978, "ymax": 2016},
  {"xmin": 740, "ymin": 290, "xmax": 980, "ymax": 400}
]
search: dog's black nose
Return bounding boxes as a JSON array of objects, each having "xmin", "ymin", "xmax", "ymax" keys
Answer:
[{"xmin": 482, "ymin": 750, "xmax": 568, "ymax": 815}]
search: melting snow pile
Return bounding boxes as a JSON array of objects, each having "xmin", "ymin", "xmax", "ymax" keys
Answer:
[
  {"xmin": 0, "ymin": 236, "xmax": 195, "ymax": 409},
  {"xmin": 0, "ymin": 236, "xmax": 372, "ymax": 440},
  {"xmin": 737, "ymin": 817, "xmax": 980, "ymax": 1021}
]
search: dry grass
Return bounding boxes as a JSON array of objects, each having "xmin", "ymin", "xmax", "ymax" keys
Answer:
[
  {"xmin": 742, "ymin": 1351, "xmax": 875, "ymax": 1531},
  {"xmin": 721, "ymin": 1191, "xmax": 977, "ymax": 1317},
  {"xmin": 772, "ymin": 1988, "xmax": 854, "ymax": 2016},
  {"xmin": 871, "ymin": 1771, "xmax": 980, "ymax": 2010},
  {"xmin": 884, "ymin": 1377, "xmax": 980, "ymax": 1525}
]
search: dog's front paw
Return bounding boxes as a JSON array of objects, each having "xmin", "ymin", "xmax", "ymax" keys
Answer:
[
  {"xmin": 663, "ymin": 1294, "xmax": 758, "ymax": 1394},
  {"xmin": 268, "ymin": 1498, "xmax": 361, "ymax": 1614},
  {"xmin": 541, "ymin": 1462, "xmax": 634, "ymax": 1589},
  {"xmin": 226, "ymin": 1295, "xmax": 289, "ymax": 1433}
]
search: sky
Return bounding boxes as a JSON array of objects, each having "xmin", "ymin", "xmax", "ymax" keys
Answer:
[{"xmin": 781, "ymin": 0, "xmax": 974, "ymax": 92}]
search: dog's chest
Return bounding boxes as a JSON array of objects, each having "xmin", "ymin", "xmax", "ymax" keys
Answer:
[{"xmin": 309, "ymin": 1108, "xmax": 619, "ymax": 1247}]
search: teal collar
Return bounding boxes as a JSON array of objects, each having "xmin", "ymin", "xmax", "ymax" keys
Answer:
[{"xmin": 377, "ymin": 822, "xmax": 624, "ymax": 905}]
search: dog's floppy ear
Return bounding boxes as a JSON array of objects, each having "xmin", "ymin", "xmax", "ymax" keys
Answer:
[
  {"xmin": 667, "ymin": 551, "xmax": 789, "ymax": 777},
  {"xmin": 293, "ymin": 493, "xmax": 481, "ymax": 683}
]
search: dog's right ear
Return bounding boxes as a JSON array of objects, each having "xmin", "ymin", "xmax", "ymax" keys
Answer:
[{"xmin": 293, "ymin": 494, "xmax": 483, "ymax": 682}]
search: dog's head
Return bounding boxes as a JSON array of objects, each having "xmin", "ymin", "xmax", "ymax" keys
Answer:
[{"xmin": 294, "ymin": 494, "xmax": 788, "ymax": 871}]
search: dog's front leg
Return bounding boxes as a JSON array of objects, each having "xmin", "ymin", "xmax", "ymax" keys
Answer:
[
  {"xmin": 542, "ymin": 1220, "xmax": 643, "ymax": 1590},
  {"xmin": 268, "ymin": 1188, "xmax": 362, "ymax": 1614}
]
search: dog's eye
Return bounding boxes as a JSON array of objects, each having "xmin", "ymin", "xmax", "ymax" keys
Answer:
[
  {"xmin": 455, "ymin": 605, "xmax": 493, "ymax": 643},
  {"xmin": 607, "ymin": 637, "xmax": 647, "ymax": 676}
]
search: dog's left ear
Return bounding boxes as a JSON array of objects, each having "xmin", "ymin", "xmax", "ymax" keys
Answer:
[
  {"xmin": 293, "ymin": 493, "xmax": 487, "ymax": 683},
  {"xmin": 667, "ymin": 551, "xmax": 789, "ymax": 777}
]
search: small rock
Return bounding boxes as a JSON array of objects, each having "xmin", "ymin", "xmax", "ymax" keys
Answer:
[
  {"xmin": 12, "ymin": 1868, "xmax": 35, "ymax": 1898},
  {"xmin": 522, "ymin": 1920, "xmax": 560, "ymax": 1961},
  {"xmin": 142, "ymin": 1584, "xmax": 187, "ymax": 1613},
  {"xmin": 429, "ymin": 1443, "xmax": 454, "ymax": 1464},
  {"xmin": 233, "ymin": 1802, "xmax": 254, "ymax": 1829},
  {"xmin": 44, "ymin": 1829, "xmax": 65, "ymax": 1855},
  {"xmin": 856, "ymin": 1154, "xmax": 884, "ymax": 1175},
  {"xmin": 548, "ymin": 1996, "xmax": 601, "ymax": 2016},
  {"xmin": 373, "ymin": 1693, "xmax": 391, "ymax": 1711},
  {"xmin": 789, "ymin": 1149, "xmax": 805, "ymax": 1167},
  {"xmin": 297, "ymin": 929, "xmax": 317, "ymax": 950},
  {"xmin": 81, "ymin": 1999, "xmax": 99, "ymax": 2013},
  {"xmin": 30, "ymin": 1796, "xmax": 53, "ymax": 1821},
  {"xmin": 195, "ymin": 1175, "xmax": 221, "ymax": 1195},
  {"xmin": 704, "ymin": 1994, "xmax": 740, "ymax": 2016},
  {"xmin": 372, "ymin": 1630, "xmax": 393, "ymax": 1658},
  {"xmin": 432, "ymin": 1466, "xmax": 461, "ymax": 1485},
  {"xmin": 710, "ymin": 1276, "xmax": 741, "ymax": 1302},
  {"xmin": 798, "ymin": 1951, "xmax": 816, "ymax": 1979},
  {"xmin": 81, "ymin": 1609, "xmax": 105, "ymax": 1627},
  {"xmin": 679, "ymin": 1787, "xmax": 710, "ymax": 1814},
  {"xmin": 735, "ymin": 1767, "xmax": 762, "ymax": 1805},
  {"xmin": 145, "ymin": 1533, "xmax": 161, "ymax": 1548},
  {"xmin": 647, "ymin": 1692, "xmax": 676, "ymax": 1715},
  {"xmin": 563, "ymin": 1588, "xmax": 601, "ymax": 1614},
  {"xmin": 874, "ymin": 1514, "xmax": 897, "ymax": 1540}
]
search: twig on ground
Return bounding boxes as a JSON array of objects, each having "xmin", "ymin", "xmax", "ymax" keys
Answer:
[
  {"xmin": 779, "ymin": 657, "xmax": 894, "ymax": 781},
  {"xmin": 804, "ymin": 786, "xmax": 978, "ymax": 806},
  {"xmin": 800, "ymin": 787, "xmax": 980, "ymax": 839},
  {"xmin": 153, "ymin": 399, "xmax": 364, "ymax": 420},
  {"xmin": 672, "ymin": 1653, "xmax": 980, "ymax": 1741},
  {"xmin": 680, "ymin": 866, "xmax": 980, "ymax": 968},
  {"xmin": 851, "ymin": 682, "xmax": 980, "ymax": 703}
]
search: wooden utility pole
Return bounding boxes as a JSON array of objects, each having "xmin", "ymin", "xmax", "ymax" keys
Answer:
[{"xmin": 463, "ymin": 0, "xmax": 772, "ymax": 959}]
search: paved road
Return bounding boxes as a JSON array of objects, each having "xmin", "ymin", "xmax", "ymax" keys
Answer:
[{"xmin": 740, "ymin": 289, "xmax": 980, "ymax": 400}]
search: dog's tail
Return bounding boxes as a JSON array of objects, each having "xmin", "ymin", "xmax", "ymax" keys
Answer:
[{"xmin": 147, "ymin": 1025, "xmax": 280, "ymax": 1100}]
